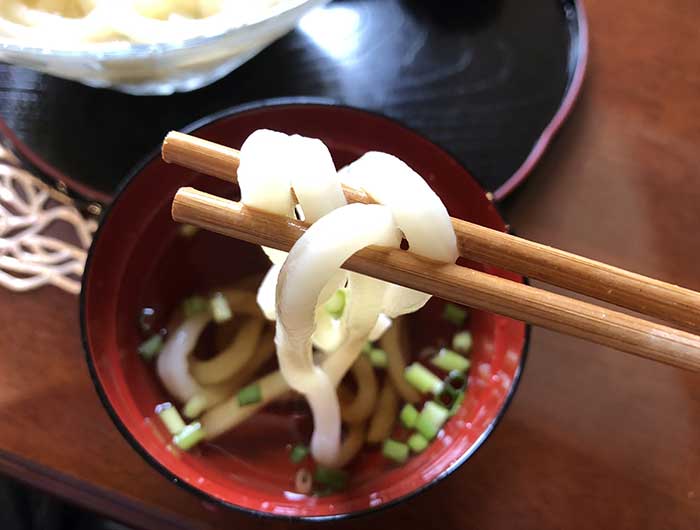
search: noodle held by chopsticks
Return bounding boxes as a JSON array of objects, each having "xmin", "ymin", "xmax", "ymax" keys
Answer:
[
  {"xmin": 192, "ymin": 131, "xmax": 458, "ymax": 467},
  {"xmin": 275, "ymin": 204, "xmax": 399, "ymax": 465},
  {"xmin": 238, "ymin": 131, "xmax": 383, "ymax": 465}
]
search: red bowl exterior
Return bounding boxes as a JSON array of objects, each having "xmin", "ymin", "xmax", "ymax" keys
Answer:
[{"xmin": 81, "ymin": 100, "xmax": 528, "ymax": 520}]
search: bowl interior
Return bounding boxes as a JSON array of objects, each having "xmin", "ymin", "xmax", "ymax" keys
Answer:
[{"xmin": 82, "ymin": 103, "xmax": 527, "ymax": 519}]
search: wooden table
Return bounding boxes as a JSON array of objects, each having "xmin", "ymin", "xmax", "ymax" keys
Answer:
[{"xmin": 1, "ymin": 1, "xmax": 699, "ymax": 528}]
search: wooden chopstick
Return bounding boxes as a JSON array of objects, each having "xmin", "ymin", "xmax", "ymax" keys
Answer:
[
  {"xmin": 172, "ymin": 187, "xmax": 700, "ymax": 372},
  {"xmin": 163, "ymin": 131, "xmax": 700, "ymax": 333}
]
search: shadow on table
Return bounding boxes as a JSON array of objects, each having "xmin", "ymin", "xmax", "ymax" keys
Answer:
[{"xmin": 0, "ymin": 475, "xmax": 132, "ymax": 530}]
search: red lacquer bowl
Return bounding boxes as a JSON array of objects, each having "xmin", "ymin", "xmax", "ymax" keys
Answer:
[{"xmin": 80, "ymin": 100, "xmax": 528, "ymax": 520}]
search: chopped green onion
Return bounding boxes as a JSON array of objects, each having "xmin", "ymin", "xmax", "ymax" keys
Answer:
[
  {"xmin": 209, "ymin": 292, "xmax": 232, "ymax": 323},
  {"xmin": 435, "ymin": 383, "xmax": 459, "ymax": 409},
  {"xmin": 139, "ymin": 307, "xmax": 156, "ymax": 334},
  {"xmin": 314, "ymin": 466, "xmax": 347, "ymax": 491},
  {"xmin": 452, "ymin": 330, "xmax": 473, "ymax": 353},
  {"xmin": 173, "ymin": 421, "xmax": 205, "ymax": 450},
  {"xmin": 446, "ymin": 370, "xmax": 467, "ymax": 392},
  {"xmin": 324, "ymin": 288, "xmax": 347, "ymax": 319},
  {"xmin": 399, "ymin": 404, "xmax": 419, "ymax": 428},
  {"xmin": 415, "ymin": 401, "xmax": 449, "ymax": 440},
  {"xmin": 443, "ymin": 303, "xmax": 468, "ymax": 327},
  {"xmin": 138, "ymin": 334, "xmax": 163, "ymax": 361},
  {"xmin": 290, "ymin": 444, "xmax": 309, "ymax": 464},
  {"xmin": 183, "ymin": 394, "xmax": 207, "ymax": 419},
  {"xmin": 295, "ymin": 468, "xmax": 313, "ymax": 495},
  {"xmin": 431, "ymin": 348, "xmax": 470, "ymax": 373},
  {"xmin": 382, "ymin": 439, "xmax": 409, "ymax": 464},
  {"xmin": 182, "ymin": 296, "xmax": 208, "ymax": 317},
  {"xmin": 178, "ymin": 224, "xmax": 199, "ymax": 238},
  {"xmin": 362, "ymin": 341, "xmax": 373, "ymax": 354},
  {"xmin": 367, "ymin": 348, "xmax": 388, "ymax": 368},
  {"xmin": 404, "ymin": 363, "xmax": 443, "ymax": 395},
  {"xmin": 407, "ymin": 433, "xmax": 429, "ymax": 453},
  {"xmin": 449, "ymin": 391, "xmax": 465, "ymax": 417},
  {"xmin": 155, "ymin": 402, "xmax": 186, "ymax": 435},
  {"xmin": 237, "ymin": 383, "xmax": 262, "ymax": 406}
]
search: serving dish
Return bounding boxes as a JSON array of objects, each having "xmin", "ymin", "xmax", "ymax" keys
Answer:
[{"xmin": 0, "ymin": 0, "xmax": 328, "ymax": 95}]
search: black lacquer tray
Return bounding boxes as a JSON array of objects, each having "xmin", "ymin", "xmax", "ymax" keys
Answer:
[{"xmin": 0, "ymin": 0, "xmax": 587, "ymax": 205}]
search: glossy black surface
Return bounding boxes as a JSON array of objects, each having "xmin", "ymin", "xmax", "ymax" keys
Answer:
[{"xmin": 0, "ymin": 0, "xmax": 584, "ymax": 199}]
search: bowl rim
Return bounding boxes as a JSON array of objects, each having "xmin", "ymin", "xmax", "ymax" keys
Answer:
[
  {"xmin": 80, "ymin": 97, "xmax": 530, "ymax": 522},
  {"xmin": 0, "ymin": 0, "xmax": 326, "ymax": 59}
]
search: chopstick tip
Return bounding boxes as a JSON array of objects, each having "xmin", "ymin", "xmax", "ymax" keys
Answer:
[{"xmin": 161, "ymin": 131, "xmax": 179, "ymax": 163}]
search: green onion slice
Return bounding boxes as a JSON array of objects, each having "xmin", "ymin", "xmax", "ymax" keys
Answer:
[
  {"xmin": 452, "ymin": 331, "xmax": 473, "ymax": 353},
  {"xmin": 404, "ymin": 363, "xmax": 443, "ymax": 395},
  {"xmin": 407, "ymin": 433, "xmax": 429, "ymax": 453},
  {"xmin": 430, "ymin": 348, "xmax": 470, "ymax": 373},
  {"xmin": 435, "ymin": 383, "xmax": 459, "ymax": 409},
  {"xmin": 182, "ymin": 296, "xmax": 208, "ymax": 318},
  {"xmin": 209, "ymin": 292, "xmax": 232, "ymax": 323},
  {"xmin": 399, "ymin": 403, "xmax": 419, "ymax": 428},
  {"xmin": 449, "ymin": 392, "xmax": 465, "ymax": 417},
  {"xmin": 324, "ymin": 288, "xmax": 347, "ymax": 319},
  {"xmin": 155, "ymin": 402, "xmax": 186, "ymax": 435},
  {"xmin": 382, "ymin": 439, "xmax": 409, "ymax": 464},
  {"xmin": 295, "ymin": 468, "xmax": 313, "ymax": 495},
  {"xmin": 446, "ymin": 370, "xmax": 467, "ymax": 392},
  {"xmin": 314, "ymin": 466, "xmax": 347, "ymax": 491},
  {"xmin": 237, "ymin": 383, "xmax": 262, "ymax": 406},
  {"xmin": 173, "ymin": 421, "xmax": 205, "ymax": 451},
  {"xmin": 138, "ymin": 334, "xmax": 163, "ymax": 361},
  {"xmin": 367, "ymin": 348, "xmax": 388, "ymax": 368},
  {"xmin": 415, "ymin": 401, "xmax": 449, "ymax": 440},
  {"xmin": 290, "ymin": 444, "xmax": 309, "ymax": 464},
  {"xmin": 443, "ymin": 303, "xmax": 468, "ymax": 327}
]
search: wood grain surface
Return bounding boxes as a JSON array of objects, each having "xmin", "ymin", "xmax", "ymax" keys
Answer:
[
  {"xmin": 1, "ymin": 1, "xmax": 700, "ymax": 529},
  {"xmin": 172, "ymin": 186, "xmax": 700, "ymax": 372}
]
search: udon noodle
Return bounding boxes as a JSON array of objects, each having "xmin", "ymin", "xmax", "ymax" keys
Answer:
[
  {"xmin": 0, "ymin": 0, "xmax": 288, "ymax": 46},
  {"xmin": 143, "ymin": 129, "xmax": 473, "ymax": 492},
  {"xmin": 236, "ymin": 129, "xmax": 457, "ymax": 465}
]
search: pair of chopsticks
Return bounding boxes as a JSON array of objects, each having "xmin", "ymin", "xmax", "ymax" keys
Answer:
[{"xmin": 163, "ymin": 131, "xmax": 700, "ymax": 372}]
